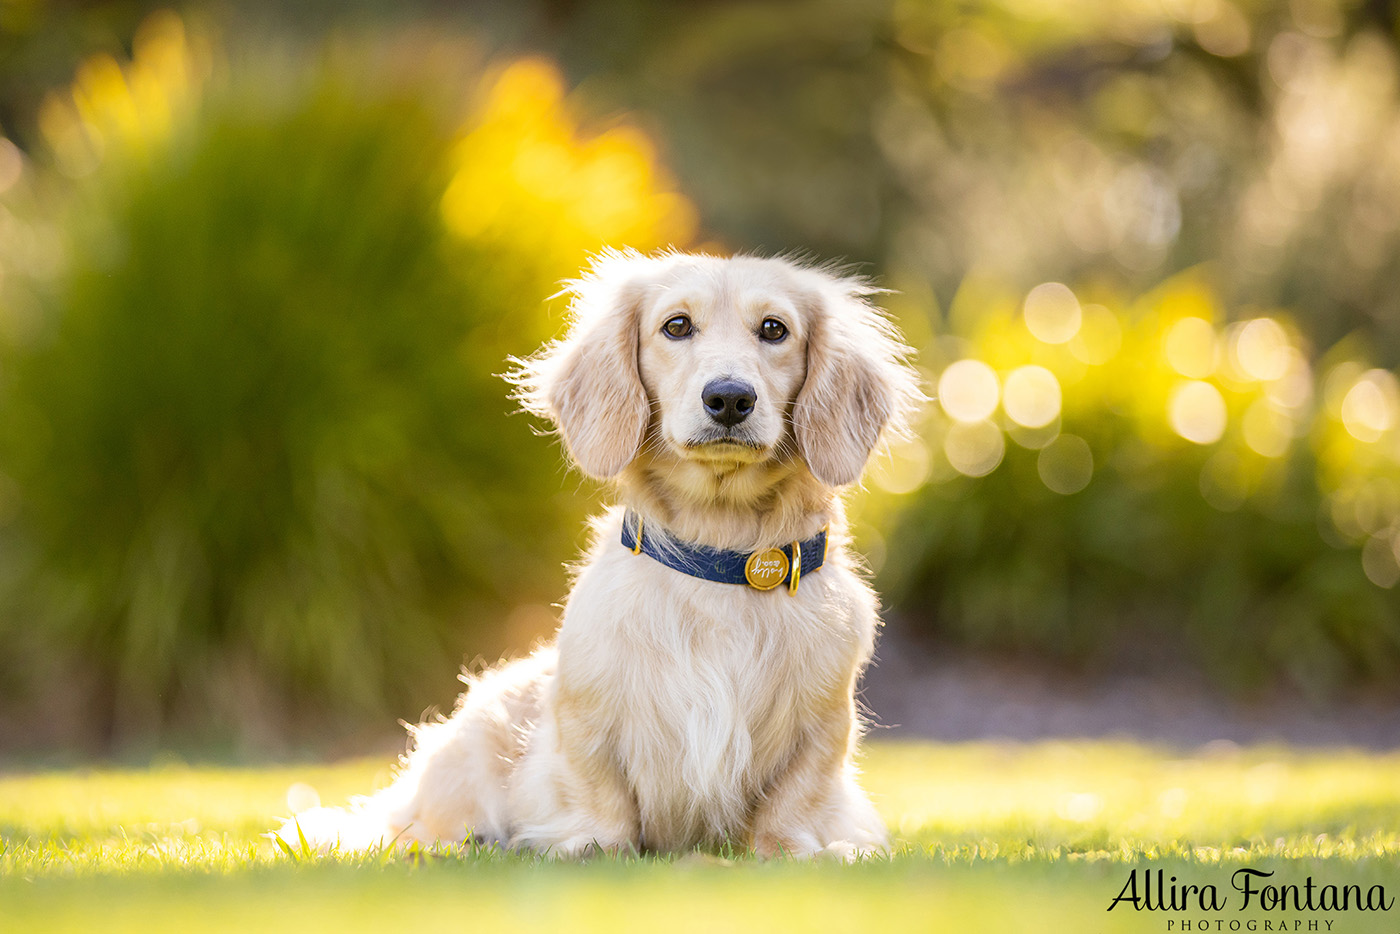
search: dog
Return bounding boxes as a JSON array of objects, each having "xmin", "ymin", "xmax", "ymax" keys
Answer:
[{"xmin": 279, "ymin": 250, "xmax": 920, "ymax": 859}]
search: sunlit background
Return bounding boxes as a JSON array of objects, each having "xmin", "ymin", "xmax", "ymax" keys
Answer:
[{"xmin": 0, "ymin": 0, "xmax": 1398, "ymax": 756}]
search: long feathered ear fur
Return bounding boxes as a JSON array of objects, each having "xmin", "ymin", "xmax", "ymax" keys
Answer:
[
  {"xmin": 509, "ymin": 252, "xmax": 653, "ymax": 479},
  {"xmin": 793, "ymin": 268, "xmax": 923, "ymax": 487}
]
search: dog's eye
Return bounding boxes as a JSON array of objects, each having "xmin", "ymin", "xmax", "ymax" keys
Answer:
[
  {"xmin": 663, "ymin": 315, "xmax": 693, "ymax": 339},
  {"xmin": 759, "ymin": 318, "xmax": 788, "ymax": 343}
]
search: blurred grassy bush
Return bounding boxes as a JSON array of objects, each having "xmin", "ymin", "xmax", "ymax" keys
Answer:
[
  {"xmin": 0, "ymin": 14, "xmax": 693, "ymax": 750},
  {"xmin": 864, "ymin": 269, "xmax": 1400, "ymax": 696}
]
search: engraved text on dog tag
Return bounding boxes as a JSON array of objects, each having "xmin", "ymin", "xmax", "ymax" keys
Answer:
[{"xmin": 744, "ymin": 548, "xmax": 789, "ymax": 590}]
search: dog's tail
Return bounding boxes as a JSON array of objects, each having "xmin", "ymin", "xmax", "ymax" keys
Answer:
[
  {"xmin": 270, "ymin": 702, "xmax": 521, "ymax": 855},
  {"xmin": 271, "ymin": 649, "xmax": 555, "ymax": 856}
]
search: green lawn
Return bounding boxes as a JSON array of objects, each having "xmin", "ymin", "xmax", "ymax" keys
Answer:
[{"xmin": 3, "ymin": 740, "xmax": 1399, "ymax": 932}]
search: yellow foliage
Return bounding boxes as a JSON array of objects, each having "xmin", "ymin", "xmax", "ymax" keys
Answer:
[
  {"xmin": 38, "ymin": 11, "xmax": 207, "ymax": 175},
  {"xmin": 441, "ymin": 58, "xmax": 697, "ymax": 263},
  {"xmin": 879, "ymin": 262, "xmax": 1400, "ymax": 588},
  {"xmin": 37, "ymin": 20, "xmax": 695, "ymax": 270},
  {"xmin": 880, "ymin": 269, "xmax": 1330, "ymax": 507}
]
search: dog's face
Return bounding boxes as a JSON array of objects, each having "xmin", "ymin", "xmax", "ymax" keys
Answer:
[
  {"xmin": 515, "ymin": 251, "xmax": 918, "ymax": 495},
  {"xmin": 635, "ymin": 264, "xmax": 807, "ymax": 471}
]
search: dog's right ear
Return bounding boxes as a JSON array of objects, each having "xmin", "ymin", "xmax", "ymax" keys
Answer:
[
  {"xmin": 510, "ymin": 256, "xmax": 651, "ymax": 479},
  {"xmin": 793, "ymin": 269, "xmax": 923, "ymax": 487}
]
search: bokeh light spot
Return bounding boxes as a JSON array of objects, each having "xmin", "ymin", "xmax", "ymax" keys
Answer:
[
  {"xmin": 1194, "ymin": 0, "xmax": 1252, "ymax": 57},
  {"xmin": 1362, "ymin": 534, "xmax": 1400, "ymax": 588},
  {"xmin": 1234, "ymin": 317, "xmax": 1290, "ymax": 381},
  {"xmin": 1264, "ymin": 347, "xmax": 1312, "ymax": 410},
  {"xmin": 1242, "ymin": 399, "xmax": 1291, "ymax": 458},
  {"xmin": 1037, "ymin": 434, "xmax": 1093, "ymax": 494},
  {"xmin": 1056, "ymin": 792, "xmax": 1103, "ymax": 822},
  {"xmin": 871, "ymin": 436, "xmax": 933, "ymax": 495},
  {"xmin": 1003, "ymin": 365, "xmax": 1062, "ymax": 429},
  {"xmin": 944, "ymin": 420, "xmax": 1006, "ymax": 477},
  {"xmin": 1164, "ymin": 317, "xmax": 1217, "ymax": 379},
  {"xmin": 1168, "ymin": 380, "xmax": 1228, "ymax": 444},
  {"xmin": 1068, "ymin": 303, "xmax": 1122, "ymax": 365},
  {"xmin": 935, "ymin": 26, "xmax": 1009, "ymax": 92},
  {"xmin": 1323, "ymin": 361, "xmax": 1365, "ymax": 417},
  {"xmin": 1008, "ymin": 417, "xmax": 1061, "ymax": 450},
  {"xmin": 1355, "ymin": 480, "xmax": 1400, "ymax": 535},
  {"xmin": 1340, "ymin": 369, "xmax": 1398, "ymax": 442},
  {"xmin": 1023, "ymin": 282, "xmax": 1082, "ymax": 344},
  {"xmin": 1328, "ymin": 490, "xmax": 1366, "ymax": 543},
  {"xmin": 938, "ymin": 359, "xmax": 1000, "ymax": 423},
  {"xmin": 286, "ymin": 782, "xmax": 321, "ymax": 815}
]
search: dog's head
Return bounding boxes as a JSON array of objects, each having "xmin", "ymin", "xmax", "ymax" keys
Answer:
[{"xmin": 513, "ymin": 250, "xmax": 920, "ymax": 493}]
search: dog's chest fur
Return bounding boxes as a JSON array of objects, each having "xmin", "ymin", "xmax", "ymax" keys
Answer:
[{"xmin": 553, "ymin": 510, "xmax": 874, "ymax": 851}]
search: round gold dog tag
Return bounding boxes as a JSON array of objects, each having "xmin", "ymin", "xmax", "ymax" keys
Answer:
[{"xmin": 744, "ymin": 548, "xmax": 790, "ymax": 590}]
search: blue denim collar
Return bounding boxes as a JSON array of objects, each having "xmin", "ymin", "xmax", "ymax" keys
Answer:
[{"xmin": 619, "ymin": 509, "xmax": 827, "ymax": 595}]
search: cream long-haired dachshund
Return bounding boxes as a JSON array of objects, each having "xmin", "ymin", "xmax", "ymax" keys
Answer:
[{"xmin": 279, "ymin": 250, "xmax": 920, "ymax": 859}]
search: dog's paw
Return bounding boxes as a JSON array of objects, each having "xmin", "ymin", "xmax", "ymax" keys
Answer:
[
  {"xmin": 754, "ymin": 829, "xmax": 889, "ymax": 862},
  {"xmin": 515, "ymin": 831, "xmax": 636, "ymax": 860},
  {"xmin": 752, "ymin": 829, "xmax": 823, "ymax": 860},
  {"xmin": 820, "ymin": 839, "xmax": 890, "ymax": 863}
]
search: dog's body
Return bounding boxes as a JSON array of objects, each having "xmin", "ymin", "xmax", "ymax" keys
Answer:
[{"xmin": 282, "ymin": 251, "xmax": 918, "ymax": 858}]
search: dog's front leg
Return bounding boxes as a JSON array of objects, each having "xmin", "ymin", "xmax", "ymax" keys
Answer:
[
  {"xmin": 508, "ymin": 705, "xmax": 639, "ymax": 858},
  {"xmin": 750, "ymin": 700, "xmax": 889, "ymax": 861}
]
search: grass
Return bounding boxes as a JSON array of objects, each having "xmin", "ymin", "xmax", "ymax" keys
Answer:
[{"xmin": 2, "ymin": 739, "xmax": 1399, "ymax": 932}]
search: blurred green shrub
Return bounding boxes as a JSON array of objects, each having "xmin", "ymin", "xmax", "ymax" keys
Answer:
[
  {"xmin": 0, "ymin": 15, "xmax": 693, "ymax": 749},
  {"xmin": 865, "ymin": 270, "xmax": 1400, "ymax": 696}
]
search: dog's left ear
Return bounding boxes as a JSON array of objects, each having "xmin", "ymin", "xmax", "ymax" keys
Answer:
[
  {"xmin": 510, "ymin": 253, "xmax": 652, "ymax": 479},
  {"xmin": 794, "ymin": 272, "xmax": 922, "ymax": 487}
]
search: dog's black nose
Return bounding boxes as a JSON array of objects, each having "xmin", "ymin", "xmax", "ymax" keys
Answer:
[{"xmin": 702, "ymin": 378, "xmax": 757, "ymax": 427}]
